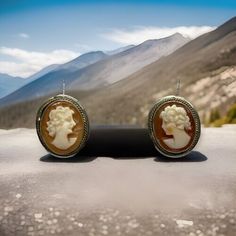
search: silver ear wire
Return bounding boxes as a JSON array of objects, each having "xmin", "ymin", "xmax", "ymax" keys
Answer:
[
  {"xmin": 62, "ymin": 79, "xmax": 66, "ymax": 95},
  {"xmin": 176, "ymin": 79, "xmax": 181, "ymax": 96}
]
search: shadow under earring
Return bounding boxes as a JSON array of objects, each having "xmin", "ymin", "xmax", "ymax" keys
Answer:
[
  {"xmin": 36, "ymin": 93, "xmax": 89, "ymax": 158},
  {"xmin": 148, "ymin": 95, "xmax": 201, "ymax": 158}
]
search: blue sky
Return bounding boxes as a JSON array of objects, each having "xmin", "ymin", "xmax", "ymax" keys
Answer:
[{"xmin": 0, "ymin": 0, "xmax": 236, "ymax": 77}]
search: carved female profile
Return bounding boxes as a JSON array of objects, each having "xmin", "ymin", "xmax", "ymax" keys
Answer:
[{"xmin": 47, "ymin": 106, "xmax": 77, "ymax": 150}]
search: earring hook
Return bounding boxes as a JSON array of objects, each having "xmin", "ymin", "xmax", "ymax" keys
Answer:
[
  {"xmin": 62, "ymin": 79, "xmax": 66, "ymax": 95},
  {"xmin": 176, "ymin": 79, "xmax": 181, "ymax": 96}
]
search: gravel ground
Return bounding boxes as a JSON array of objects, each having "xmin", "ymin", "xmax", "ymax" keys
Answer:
[{"xmin": 0, "ymin": 126, "xmax": 236, "ymax": 236}]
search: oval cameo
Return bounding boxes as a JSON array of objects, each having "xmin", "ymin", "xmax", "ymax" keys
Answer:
[
  {"xmin": 148, "ymin": 96, "xmax": 201, "ymax": 158},
  {"xmin": 36, "ymin": 94, "xmax": 89, "ymax": 158}
]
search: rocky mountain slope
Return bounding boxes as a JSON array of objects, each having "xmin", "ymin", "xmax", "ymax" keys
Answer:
[{"xmin": 79, "ymin": 16, "xmax": 236, "ymax": 126}]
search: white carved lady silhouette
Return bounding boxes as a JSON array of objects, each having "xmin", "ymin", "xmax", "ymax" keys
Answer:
[
  {"xmin": 47, "ymin": 106, "xmax": 77, "ymax": 150},
  {"xmin": 160, "ymin": 104, "xmax": 191, "ymax": 149}
]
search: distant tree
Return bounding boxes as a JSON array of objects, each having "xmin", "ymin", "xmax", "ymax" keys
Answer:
[
  {"xmin": 226, "ymin": 104, "xmax": 236, "ymax": 123},
  {"xmin": 209, "ymin": 108, "xmax": 221, "ymax": 123},
  {"xmin": 202, "ymin": 112, "xmax": 209, "ymax": 127}
]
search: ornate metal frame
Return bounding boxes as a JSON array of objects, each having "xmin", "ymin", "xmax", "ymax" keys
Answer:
[
  {"xmin": 148, "ymin": 95, "xmax": 201, "ymax": 158},
  {"xmin": 36, "ymin": 94, "xmax": 89, "ymax": 158}
]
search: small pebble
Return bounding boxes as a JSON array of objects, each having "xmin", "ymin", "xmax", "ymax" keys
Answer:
[
  {"xmin": 47, "ymin": 220, "xmax": 52, "ymax": 225},
  {"xmin": 4, "ymin": 206, "xmax": 13, "ymax": 212},
  {"xmin": 56, "ymin": 228, "xmax": 62, "ymax": 233},
  {"xmin": 20, "ymin": 221, "xmax": 25, "ymax": 226},
  {"xmin": 101, "ymin": 230, "xmax": 108, "ymax": 235},
  {"xmin": 28, "ymin": 226, "xmax": 34, "ymax": 232},
  {"xmin": 55, "ymin": 211, "xmax": 60, "ymax": 216},
  {"xmin": 34, "ymin": 213, "xmax": 42, "ymax": 219},
  {"xmin": 102, "ymin": 225, "xmax": 108, "ymax": 230},
  {"xmin": 16, "ymin": 193, "xmax": 22, "ymax": 199},
  {"xmin": 175, "ymin": 219, "xmax": 193, "ymax": 228},
  {"xmin": 220, "ymin": 214, "xmax": 226, "ymax": 219},
  {"xmin": 189, "ymin": 233, "xmax": 196, "ymax": 236}
]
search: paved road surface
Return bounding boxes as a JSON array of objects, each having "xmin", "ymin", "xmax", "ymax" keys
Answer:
[{"xmin": 0, "ymin": 126, "xmax": 236, "ymax": 236}]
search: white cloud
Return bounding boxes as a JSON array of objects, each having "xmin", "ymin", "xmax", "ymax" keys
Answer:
[
  {"xmin": 102, "ymin": 26, "xmax": 216, "ymax": 45},
  {"xmin": 18, "ymin": 33, "xmax": 30, "ymax": 39},
  {"xmin": 0, "ymin": 47, "xmax": 79, "ymax": 78}
]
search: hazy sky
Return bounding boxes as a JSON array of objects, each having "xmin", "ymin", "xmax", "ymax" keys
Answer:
[{"xmin": 0, "ymin": 0, "xmax": 236, "ymax": 77}]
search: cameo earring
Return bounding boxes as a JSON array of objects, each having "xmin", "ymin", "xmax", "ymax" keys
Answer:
[
  {"xmin": 36, "ymin": 82, "xmax": 89, "ymax": 158},
  {"xmin": 148, "ymin": 81, "xmax": 201, "ymax": 158}
]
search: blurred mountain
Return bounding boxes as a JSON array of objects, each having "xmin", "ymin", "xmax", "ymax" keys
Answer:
[
  {"xmin": 0, "ymin": 33, "xmax": 189, "ymax": 107},
  {"xmin": 58, "ymin": 51, "xmax": 108, "ymax": 71},
  {"xmin": 27, "ymin": 51, "xmax": 108, "ymax": 81},
  {"xmin": 106, "ymin": 45, "xmax": 135, "ymax": 55},
  {"xmin": 68, "ymin": 33, "xmax": 189, "ymax": 87},
  {"xmin": 0, "ymin": 51, "xmax": 108, "ymax": 105},
  {"xmin": 0, "ymin": 51, "xmax": 108, "ymax": 100},
  {"xmin": 0, "ymin": 73, "xmax": 25, "ymax": 99},
  {"xmin": 27, "ymin": 64, "xmax": 60, "ymax": 82}
]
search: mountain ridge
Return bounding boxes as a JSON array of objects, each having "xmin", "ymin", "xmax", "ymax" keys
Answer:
[
  {"xmin": 0, "ymin": 73, "xmax": 25, "ymax": 99},
  {"xmin": 0, "ymin": 33, "xmax": 189, "ymax": 107}
]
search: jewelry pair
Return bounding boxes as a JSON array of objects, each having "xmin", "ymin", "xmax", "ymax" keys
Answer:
[{"xmin": 36, "ymin": 93, "xmax": 200, "ymax": 159}]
